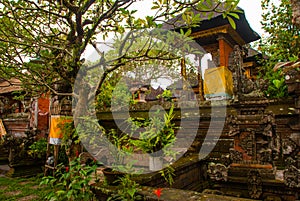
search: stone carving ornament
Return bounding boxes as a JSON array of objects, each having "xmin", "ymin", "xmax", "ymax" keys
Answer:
[
  {"xmin": 247, "ymin": 170, "xmax": 262, "ymax": 199},
  {"xmin": 228, "ymin": 45, "xmax": 265, "ymax": 100},
  {"xmin": 207, "ymin": 162, "xmax": 228, "ymax": 182},
  {"xmin": 284, "ymin": 157, "xmax": 300, "ymax": 188},
  {"xmin": 239, "ymin": 130, "xmax": 255, "ymax": 157},
  {"xmin": 227, "ymin": 112, "xmax": 279, "ymax": 164},
  {"xmin": 227, "ymin": 115, "xmax": 239, "ymax": 137},
  {"xmin": 229, "ymin": 148, "xmax": 243, "ymax": 162}
]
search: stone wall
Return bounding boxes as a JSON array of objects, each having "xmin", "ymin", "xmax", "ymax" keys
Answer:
[
  {"xmin": 97, "ymin": 98, "xmax": 297, "ymax": 193},
  {"xmin": 133, "ymin": 155, "xmax": 209, "ymax": 191}
]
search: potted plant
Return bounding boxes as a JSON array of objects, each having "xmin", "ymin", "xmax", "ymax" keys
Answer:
[{"xmin": 129, "ymin": 106, "xmax": 177, "ymax": 171}]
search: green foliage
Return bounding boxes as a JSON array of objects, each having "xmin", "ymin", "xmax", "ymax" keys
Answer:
[
  {"xmin": 0, "ymin": 175, "xmax": 52, "ymax": 200},
  {"xmin": 127, "ymin": 106, "xmax": 178, "ymax": 185},
  {"xmin": 259, "ymin": 68, "xmax": 288, "ymax": 98},
  {"xmin": 58, "ymin": 117, "xmax": 79, "ymax": 146},
  {"xmin": 106, "ymin": 128, "xmax": 134, "ymax": 168},
  {"xmin": 157, "ymin": 89, "xmax": 173, "ymax": 102},
  {"xmin": 261, "ymin": 0, "xmax": 300, "ymax": 59},
  {"xmin": 159, "ymin": 165, "xmax": 176, "ymax": 186},
  {"xmin": 259, "ymin": 0, "xmax": 300, "ymax": 98},
  {"xmin": 41, "ymin": 157, "xmax": 99, "ymax": 201},
  {"xmin": 107, "ymin": 175, "xmax": 142, "ymax": 201},
  {"xmin": 28, "ymin": 138, "xmax": 48, "ymax": 159},
  {"xmin": 129, "ymin": 105, "xmax": 177, "ymax": 155},
  {"xmin": 0, "ymin": 0, "xmax": 240, "ymax": 100},
  {"xmin": 95, "ymin": 76, "xmax": 133, "ymax": 110}
]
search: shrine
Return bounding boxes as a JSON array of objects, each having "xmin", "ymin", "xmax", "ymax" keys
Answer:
[
  {"xmin": 93, "ymin": 8, "xmax": 300, "ymax": 200},
  {"xmin": 0, "ymin": 78, "xmax": 50, "ymax": 176},
  {"xmin": 1, "ymin": 3, "xmax": 300, "ymax": 201},
  {"xmin": 163, "ymin": 6, "xmax": 261, "ymax": 100}
]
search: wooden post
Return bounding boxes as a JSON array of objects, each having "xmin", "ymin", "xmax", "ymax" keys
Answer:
[
  {"xmin": 181, "ymin": 58, "xmax": 187, "ymax": 90},
  {"xmin": 197, "ymin": 56, "xmax": 205, "ymax": 101},
  {"xmin": 217, "ymin": 35, "xmax": 233, "ymax": 67},
  {"xmin": 53, "ymin": 145, "xmax": 59, "ymax": 168}
]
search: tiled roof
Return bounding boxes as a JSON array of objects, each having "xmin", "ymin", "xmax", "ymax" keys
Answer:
[{"xmin": 0, "ymin": 78, "xmax": 22, "ymax": 94}]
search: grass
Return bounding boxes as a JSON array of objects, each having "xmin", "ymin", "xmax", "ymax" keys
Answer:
[{"xmin": 0, "ymin": 174, "xmax": 52, "ymax": 201}]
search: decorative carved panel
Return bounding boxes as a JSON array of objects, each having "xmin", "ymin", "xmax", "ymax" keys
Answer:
[
  {"xmin": 227, "ymin": 111, "xmax": 279, "ymax": 165},
  {"xmin": 248, "ymin": 170, "xmax": 262, "ymax": 199},
  {"xmin": 284, "ymin": 157, "xmax": 300, "ymax": 188},
  {"xmin": 238, "ymin": 131, "xmax": 254, "ymax": 158},
  {"xmin": 208, "ymin": 163, "xmax": 228, "ymax": 182}
]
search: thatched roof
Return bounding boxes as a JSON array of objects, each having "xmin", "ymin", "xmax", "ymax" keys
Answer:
[{"xmin": 0, "ymin": 78, "xmax": 22, "ymax": 94}]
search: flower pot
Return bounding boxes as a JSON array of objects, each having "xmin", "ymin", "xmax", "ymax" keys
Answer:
[
  {"xmin": 102, "ymin": 167, "xmax": 125, "ymax": 185},
  {"xmin": 149, "ymin": 156, "xmax": 163, "ymax": 171}
]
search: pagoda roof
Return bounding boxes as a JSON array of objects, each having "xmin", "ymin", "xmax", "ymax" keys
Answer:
[
  {"xmin": 162, "ymin": 7, "xmax": 260, "ymax": 45},
  {"xmin": 145, "ymin": 86, "xmax": 164, "ymax": 101}
]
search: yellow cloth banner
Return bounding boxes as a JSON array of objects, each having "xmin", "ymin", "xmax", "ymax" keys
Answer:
[
  {"xmin": 49, "ymin": 116, "xmax": 72, "ymax": 139},
  {"xmin": 0, "ymin": 119, "xmax": 7, "ymax": 137},
  {"xmin": 204, "ymin": 66, "xmax": 233, "ymax": 97}
]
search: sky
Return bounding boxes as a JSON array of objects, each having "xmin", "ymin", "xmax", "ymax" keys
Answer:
[
  {"xmin": 238, "ymin": 0, "xmax": 281, "ymax": 36},
  {"xmin": 238, "ymin": 0, "xmax": 264, "ymax": 35}
]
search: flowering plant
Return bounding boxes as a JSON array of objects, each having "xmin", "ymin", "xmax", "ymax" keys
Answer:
[{"xmin": 154, "ymin": 188, "xmax": 163, "ymax": 200}]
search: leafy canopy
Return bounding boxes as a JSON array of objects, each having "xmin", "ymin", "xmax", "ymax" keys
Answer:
[
  {"xmin": 0, "ymin": 0, "xmax": 240, "ymax": 98},
  {"xmin": 258, "ymin": 0, "xmax": 300, "ymax": 98}
]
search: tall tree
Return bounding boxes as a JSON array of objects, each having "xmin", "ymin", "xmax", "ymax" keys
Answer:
[{"xmin": 0, "ymin": 0, "xmax": 240, "ymax": 117}]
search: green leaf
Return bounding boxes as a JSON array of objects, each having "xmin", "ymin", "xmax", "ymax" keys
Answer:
[
  {"xmin": 227, "ymin": 16, "xmax": 236, "ymax": 29},
  {"xmin": 185, "ymin": 28, "xmax": 192, "ymax": 36},
  {"xmin": 180, "ymin": 28, "xmax": 184, "ymax": 35},
  {"xmin": 182, "ymin": 12, "xmax": 187, "ymax": 22},
  {"xmin": 228, "ymin": 12, "xmax": 240, "ymax": 19},
  {"xmin": 151, "ymin": 5, "xmax": 160, "ymax": 9},
  {"xmin": 56, "ymin": 190, "xmax": 66, "ymax": 196},
  {"xmin": 273, "ymin": 79, "xmax": 283, "ymax": 89}
]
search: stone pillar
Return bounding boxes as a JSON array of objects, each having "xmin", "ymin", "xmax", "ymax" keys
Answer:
[{"xmin": 282, "ymin": 69, "xmax": 300, "ymax": 188}]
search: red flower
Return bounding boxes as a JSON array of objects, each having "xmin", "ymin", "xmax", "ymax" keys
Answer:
[
  {"xmin": 75, "ymin": 150, "xmax": 79, "ymax": 158},
  {"xmin": 154, "ymin": 188, "xmax": 162, "ymax": 199},
  {"xmin": 65, "ymin": 166, "xmax": 69, "ymax": 172}
]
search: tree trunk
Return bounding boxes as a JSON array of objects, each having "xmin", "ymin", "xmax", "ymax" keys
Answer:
[
  {"xmin": 73, "ymin": 82, "xmax": 89, "ymax": 125},
  {"xmin": 291, "ymin": 0, "xmax": 300, "ymax": 27}
]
